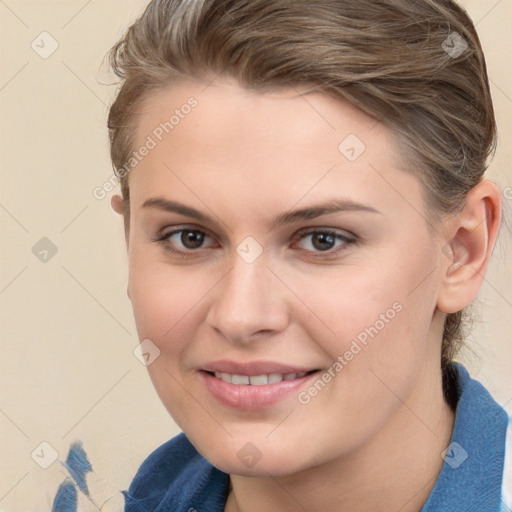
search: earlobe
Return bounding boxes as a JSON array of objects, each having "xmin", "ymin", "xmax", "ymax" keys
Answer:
[
  {"xmin": 111, "ymin": 194, "xmax": 124, "ymax": 214},
  {"xmin": 437, "ymin": 181, "xmax": 501, "ymax": 314}
]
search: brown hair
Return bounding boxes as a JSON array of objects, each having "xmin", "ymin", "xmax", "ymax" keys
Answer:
[{"xmin": 107, "ymin": 0, "xmax": 497, "ymax": 407}]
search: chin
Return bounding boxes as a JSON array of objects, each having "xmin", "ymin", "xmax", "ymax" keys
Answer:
[
  {"xmin": 213, "ymin": 455, "xmax": 302, "ymax": 478},
  {"xmin": 193, "ymin": 435, "xmax": 315, "ymax": 478}
]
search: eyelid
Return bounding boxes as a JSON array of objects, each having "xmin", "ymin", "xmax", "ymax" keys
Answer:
[
  {"xmin": 290, "ymin": 227, "xmax": 357, "ymax": 255},
  {"xmin": 150, "ymin": 225, "xmax": 217, "ymax": 251},
  {"xmin": 154, "ymin": 224, "xmax": 215, "ymax": 242},
  {"xmin": 293, "ymin": 226, "xmax": 356, "ymax": 241},
  {"xmin": 150, "ymin": 226, "xmax": 219, "ymax": 260}
]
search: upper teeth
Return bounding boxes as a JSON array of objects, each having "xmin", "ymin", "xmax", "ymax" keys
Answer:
[{"xmin": 214, "ymin": 372, "xmax": 307, "ymax": 385}]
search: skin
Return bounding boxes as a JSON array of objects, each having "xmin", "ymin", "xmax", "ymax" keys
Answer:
[{"xmin": 112, "ymin": 78, "xmax": 501, "ymax": 512}]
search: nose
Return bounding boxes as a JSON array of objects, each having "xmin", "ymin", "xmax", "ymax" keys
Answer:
[{"xmin": 206, "ymin": 257, "xmax": 290, "ymax": 344}]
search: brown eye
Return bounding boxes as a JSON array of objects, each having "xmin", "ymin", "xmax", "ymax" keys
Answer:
[
  {"xmin": 180, "ymin": 230, "xmax": 205, "ymax": 249},
  {"xmin": 311, "ymin": 232, "xmax": 336, "ymax": 251},
  {"xmin": 155, "ymin": 228, "xmax": 214, "ymax": 252},
  {"xmin": 294, "ymin": 229, "xmax": 355, "ymax": 253}
]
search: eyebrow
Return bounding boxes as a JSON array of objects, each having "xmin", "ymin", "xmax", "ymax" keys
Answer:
[
  {"xmin": 142, "ymin": 197, "xmax": 211, "ymax": 223},
  {"xmin": 142, "ymin": 197, "xmax": 381, "ymax": 230},
  {"xmin": 271, "ymin": 199, "xmax": 381, "ymax": 229}
]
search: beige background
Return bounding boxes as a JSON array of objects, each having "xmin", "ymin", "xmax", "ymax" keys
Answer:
[{"xmin": 0, "ymin": 1, "xmax": 511, "ymax": 510}]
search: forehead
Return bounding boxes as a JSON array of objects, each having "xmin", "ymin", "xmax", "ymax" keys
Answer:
[
  {"xmin": 129, "ymin": 78, "xmax": 424, "ymax": 222},
  {"xmin": 135, "ymin": 78, "xmax": 386, "ymax": 155}
]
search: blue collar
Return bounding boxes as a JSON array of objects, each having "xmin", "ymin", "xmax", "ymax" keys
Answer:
[{"xmin": 420, "ymin": 362, "xmax": 508, "ymax": 512}]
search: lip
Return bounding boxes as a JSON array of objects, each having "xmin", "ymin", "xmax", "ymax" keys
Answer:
[{"xmin": 199, "ymin": 360, "xmax": 320, "ymax": 410}]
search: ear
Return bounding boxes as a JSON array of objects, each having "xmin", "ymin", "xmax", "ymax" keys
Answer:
[
  {"xmin": 437, "ymin": 180, "xmax": 502, "ymax": 314},
  {"xmin": 111, "ymin": 194, "xmax": 124, "ymax": 215}
]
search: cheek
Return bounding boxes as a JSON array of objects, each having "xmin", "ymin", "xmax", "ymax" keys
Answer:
[
  {"xmin": 283, "ymin": 264, "xmax": 409, "ymax": 345},
  {"xmin": 277, "ymin": 256, "xmax": 438, "ymax": 445},
  {"xmin": 285, "ymin": 246, "xmax": 438, "ymax": 375},
  {"xmin": 127, "ymin": 255, "xmax": 213, "ymax": 428},
  {"xmin": 128, "ymin": 249, "xmax": 210, "ymax": 343}
]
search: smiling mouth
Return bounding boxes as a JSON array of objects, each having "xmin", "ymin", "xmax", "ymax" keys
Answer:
[
  {"xmin": 200, "ymin": 368, "xmax": 322, "ymax": 409},
  {"xmin": 204, "ymin": 370, "xmax": 319, "ymax": 385}
]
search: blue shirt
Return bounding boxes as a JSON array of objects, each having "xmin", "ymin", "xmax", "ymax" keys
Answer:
[{"xmin": 123, "ymin": 363, "xmax": 512, "ymax": 512}]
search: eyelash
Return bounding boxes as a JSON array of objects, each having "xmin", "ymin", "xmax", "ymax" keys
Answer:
[
  {"xmin": 293, "ymin": 228, "xmax": 356, "ymax": 256},
  {"xmin": 152, "ymin": 227, "xmax": 218, "ymax": 260},
  {"xmin": 152, "ymin": 226, "xmax": 357, "ymax": 259}
]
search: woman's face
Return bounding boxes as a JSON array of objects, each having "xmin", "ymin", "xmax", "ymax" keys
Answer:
[{"xmin": 126, "ymin": 78, "xmax": 449, "ymax": 476}]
